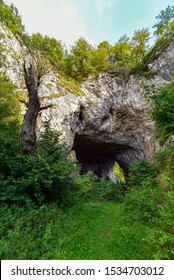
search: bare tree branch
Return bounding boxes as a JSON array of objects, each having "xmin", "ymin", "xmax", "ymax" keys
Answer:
[
  {"xmin": 39, "ymin": 104, "xmax": 54, "ymax": 112},
  {"xmin": 18, "ymin": 98, "xmax": 29, "ymax": 108}
]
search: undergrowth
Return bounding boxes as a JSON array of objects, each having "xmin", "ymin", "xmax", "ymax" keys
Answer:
[{"xmin": 1, "ymin": 146, "xmax": 174, "ymax": 260}]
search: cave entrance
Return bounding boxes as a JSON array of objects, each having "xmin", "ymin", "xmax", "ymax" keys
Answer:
[{"xmin": 73, "ymin": 134, "xmax": 137, "ymax": 182}]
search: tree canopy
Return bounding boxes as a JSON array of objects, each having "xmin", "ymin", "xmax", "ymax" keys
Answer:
[
  {"xmin": 153, "ymin": 5, "xmax": 174, "ymax": 36},
  {"xmin": 0, "ymin": 2, "xmax": 25, "ymax": 36},
  {"xmin": 148, "ymin": 82, "xmax": 174, "ymax": 143}
]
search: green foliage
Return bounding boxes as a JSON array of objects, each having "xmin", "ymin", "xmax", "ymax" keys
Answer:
[
  {"xmin": 64, "ymin": 39, "xmax": 113, "ymax": 80},
  {"xmin": 58, "ymin": 75, "xmax": 83, "ymax": 96},
  {"xmin": 0, "ymin": 122, "xmax": 78, "ymax": 205},
  {"xmin": 0, "ymin": 36, "xmax": 5, "ymax": 68},
  {"xmin": 93, "ymin": 178, "xmax": 124, "ymax": 201},
  {"xmin": 74, "ymin": 172, "xmax": 96, "ymax": 199},
  {"xmin": 30, "ymin": 33, "xmax": 65, "ymax": 71},
  {"xmin": 1, "ymin": 1, "xmax": 174, "ymax": 261},
  {"xmin": 0, "ymin": 72, "xmax": 21, "ymax": 163},
  {"xmin": 120, "ymin": 146, "xmax": 174, "ymax": 259},
  {"xmin": 0, "ymin": 2, "xmax": 25, "ymax": 36},
  {"xmin": 0, "ymin": 202, "xmax": 148, "ymax": 260},
  {"xmin": 121, "ymin": 180, "xmax": 174, "ymax": 259},
  {"xmin": 112, "ymin": 30, "xmax": 150, "ymax": 76},
  {"xmin": 123, "ymin": 180, "xmax": 163, "ymax": 223},
  {"xmin": 155, "ymin": 145, "xmax": 174, "ymax": 172},
  {"xmin": 64, "ymin": 37, "xmax": 95, "ymax": 81},
  {"xmin": 1, "ymin": 1, "xmax": 173, "ymax": 86},
  {"xmin": 112, "ymin": 35, "xmax": 132, "ymax": 69},
  {"xmin": 114, "ymin": 162, "xmax": 125, "ymax": 182},
  {"xmin": 1, "ymin": 144, "xmax": 174, "ymax": 260},
  {"xmin": 148, "ymin": 82, "xmax": 174, "ymax": 143},
  {"xmin": 153, "ymin": 5, "xmax": 174, "ymax": 36},
  {"xmin": 128, "ymin": 159, "xmax": 158, "ymax": 188},
  {"xmin": 0, "ymin": 72, "xmax": 20, "ymax": 123},
  {"xmin": 74, "ymin": 171, "xmax": 124, "ymax": 202},
  {"xmin": 153, "ymin": 189, "xmax": 174, "ymax": 259},
  {"xmin": 131, "ymin": 28, "xmax": 150, "ymax": 63},
  {"xmin": 91, "ymin": 41, "xmax": 112, "ymax": 72},
  {"xmin": 131, "ymin": 34, "xmax": 173, "ymax": 76}
]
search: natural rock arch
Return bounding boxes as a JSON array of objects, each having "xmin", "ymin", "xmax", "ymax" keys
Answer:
[{"xmin": 73, "ymin": 133, "xmax": 144, "ymax": 181}]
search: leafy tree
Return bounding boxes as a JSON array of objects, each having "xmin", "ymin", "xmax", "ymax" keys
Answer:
[
  {"xmin": 131, "ymin": 28, "xmax": 150, "ymax": 63},
  {"xmin": 0, "ymin": 73, "xmax": 21, "ymax": 177},
  {"xmin": 0, "ymin": 122, "xmax": 78, "ymax": 205},
  {"xmin": 128, "ymin": 160, "xmax": 158, "ymax": 188},
  {"xmin": 31, "ymin": 33, "xmax": 65, "ymax": 71},
  {"xmin": 0, "ymin": 11, "xmax": 21, "ymax": 158},
  {"xmin": 0, "ymin": 73, "xmax": 20, "ymax": 124},
  {"xmin": 148, "ymin": 82, "xmax": 174, "ymax": 143},
  {"xmin": 91, "ymin": 41, "xmax": 112, "ymax": 72},
  {"xmin": 153, "ymin": 5, "xmax": 174, "ymax": 36},
  {"xmin": 112, "ymin": 35, "xmax": 132, "ymax": 66},
  {"xmin": 0, "ymin": 2, "xmax": 25, "ymax": 36},
  {"xmin": 21, "ymin": 62, "xmax": 53, "ymax": 155},
  {"xmin": 64, "ymin": 37, "xmax": 95, "ymax": 81},
  {"xmin": 98, "ymin": 41, "xmax": 111, "ymax": 50}
]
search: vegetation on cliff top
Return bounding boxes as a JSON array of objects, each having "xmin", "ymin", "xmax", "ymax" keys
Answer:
[{"xmin": 1, "ymin": 2, "xmax": 174, "ymax": 82}]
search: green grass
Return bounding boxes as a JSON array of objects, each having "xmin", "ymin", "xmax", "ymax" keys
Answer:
[
  {"xmin": 0, "ymin": 201, "xmax": 149, "ymax": 260},
  {"xmin": 1, "ymin": 155, "xmax": 174, "ymax": 260}
]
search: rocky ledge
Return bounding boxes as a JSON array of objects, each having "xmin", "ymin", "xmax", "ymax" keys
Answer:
[{"xmin": 1, "ymin": 24, "xmax": 174, "ymax": 180}]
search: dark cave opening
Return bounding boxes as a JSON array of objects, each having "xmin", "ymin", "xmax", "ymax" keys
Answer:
[{"xmin": 73, "ymin": 134, "xmax": 138, "ymax": 182}]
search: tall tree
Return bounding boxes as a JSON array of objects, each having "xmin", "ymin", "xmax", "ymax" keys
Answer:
[
  {"xmin": 131, "ymin": 28, "xmax": 150, "ymax": 62},
  {"xmin": 0, "ymin": 72, "xmax": 21, "ymax": 162},
  {"xmin": 0, "ymin": 2, "xmax": 25, "ymax": 36},
  {"xmin": 148, "ymin": 82, "xmax": 174, "ymax": 143},
  {"xmin": 113, "ymin": 35, "xmax": 132, "ymax": 65},
  {"xmin": 21, "ymin": 62, "xmax": 53, "ymax": 155},
  {"xmin": 153, "ymin": 5, "xmax": 174, "ymax": 36},
  {"xmin": 91, "ymin": 41, "xmax": 112, "ymax": 72},
  {"xmin": 65, "ymin": 37, "xmax": 94, "ymax": 81},
  {"xmin": 31, "ymin": 33, "xmax": 65, "ymax": 71}
]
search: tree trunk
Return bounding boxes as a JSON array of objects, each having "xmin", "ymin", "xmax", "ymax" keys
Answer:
[{"xmin": 21, "ymin": 63, "xmax": 40, "ymax": 154}]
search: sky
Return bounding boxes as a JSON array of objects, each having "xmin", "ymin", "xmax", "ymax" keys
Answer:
[{"xmin": 9, "ymin": 0, "xmax": 174, "ymax": 47}]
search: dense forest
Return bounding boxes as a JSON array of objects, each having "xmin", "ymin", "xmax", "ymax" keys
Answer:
[{"xmin": 0, "ymin": 1, "xmax": 174, "ymax": 259}]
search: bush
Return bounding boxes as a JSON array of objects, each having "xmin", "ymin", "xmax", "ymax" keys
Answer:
[
  {"xmin": 127, "ymin": 159, "xmax": 158, "ymax": 188},
  {"xmin": 141, "ymin": 182, "xmax": 174, "ymax": 260},
  {"xmin": 0, "ymin": 203, "xmax": 61, "ymax": 259},
  {"xmin": 0, "ymin": 122, "xmax": 78, "ymax": 206},
  {"xmin": 92, "ymin": 179, "xmax": 125, "ymax": 201},
  {"xmin": 148, "ymin": 82, "xmax": 174, "ymax": 143},
  {"xmin": 74, "ymin": 171, "xmax": 125, "ymax": 202}
]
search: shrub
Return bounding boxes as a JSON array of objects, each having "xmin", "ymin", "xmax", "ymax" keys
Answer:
[
  {"xmin": 0, "ymin": 203, "xmax": 61, "ymax": 259},
  {"xmin": 148, "ymin": 82, "xmax": 174, "ymax": 143},
  {"xmin": 0, "ymin": 122, "xmax": 78, "ymax": 206},
  {"xmin": 92, "ymin": 179, "xmax": 124, "ymax": 201},
  {"xmin": 74, "ymin": 171, "xmax": 125, "ymax": 202},
  {"xmin": 127, "ymin": 159, "xmax": 158, "ymax": 188},
  {"xmin": 123, "ymin": 179, "xmax": 163, "ymax": 223}
]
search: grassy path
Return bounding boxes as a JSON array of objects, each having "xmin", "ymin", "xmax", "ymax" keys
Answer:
[
  {"xmin": 0, "ymin": 201, "xmax": 149, "ymax": 259},
  {"xmin": 39, "ymin": 202, "xmax": 148, "ymax": 259}
]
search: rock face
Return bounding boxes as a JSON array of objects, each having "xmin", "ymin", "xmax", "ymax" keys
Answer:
[
  {"xmin": 1, "ymin": 24, "xmax": 174, "ymax": 180},
  {"xmin": 41, "ymin": 71, "xmax": 169, "ymax": 179},
  {"xmin": 72, "ymin": 75, "xmax": 158, "ymax": 177}
]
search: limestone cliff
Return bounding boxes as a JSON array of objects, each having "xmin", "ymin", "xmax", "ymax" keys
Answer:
[{"xmin": 1, "ymin": 23, "xmax": 174, "ymax": 179}]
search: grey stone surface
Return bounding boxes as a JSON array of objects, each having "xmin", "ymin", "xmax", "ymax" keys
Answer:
[{"xmin": 1, "ymin": 24, "xmax": 174, "ymax": 180}]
